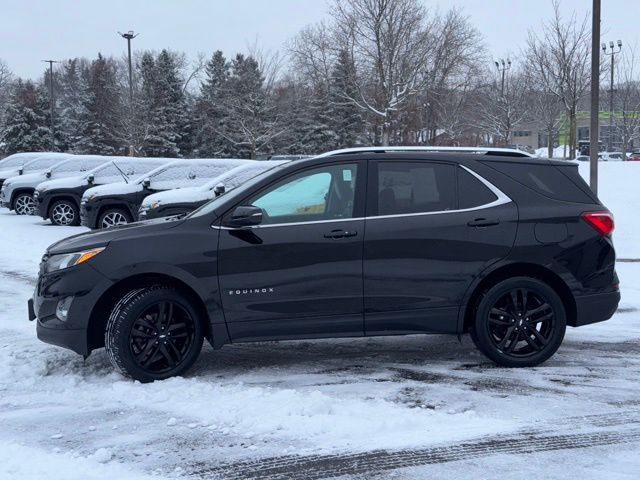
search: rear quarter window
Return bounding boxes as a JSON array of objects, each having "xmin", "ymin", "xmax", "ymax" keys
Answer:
[
  {"xmin": 481, "ymin": 161, "xmax": 596, "ymax": 203},
  {"xmin": 457, "ymin": 168, "xmax": 498, "ymax": 208}
]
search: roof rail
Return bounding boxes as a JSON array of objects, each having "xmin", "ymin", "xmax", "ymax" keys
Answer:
[{"xmin": 316, "ymin": 146, "xmax": 534, "ymax": 158}]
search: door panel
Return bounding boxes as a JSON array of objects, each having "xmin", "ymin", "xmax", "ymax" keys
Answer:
[
  {"xmin": 217, "ymin": 161, "xmax": 366, "ymax": 341},
  {"xmin": 363, "ymin": 161, "xmax": 518, "ymax": 335}
]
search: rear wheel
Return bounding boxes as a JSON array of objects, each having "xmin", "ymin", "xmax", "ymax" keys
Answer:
[
  {"xmin": 470, "ymin": 277, "xmax": 566, "ymax": 367},
  {"xmin": 49, "ymin": 199, "xmax": 80, "ymax": 226},
  {"xmin": 105, "ymin": 286, "xmax": 204, "ymax": 382},
  {"xmin": 99, "ymin": 208, "xmax": 132, "ymax": 229},
  {"xmin": 13, "ymin": 193, "xmax": 36, "ymax": 215}
]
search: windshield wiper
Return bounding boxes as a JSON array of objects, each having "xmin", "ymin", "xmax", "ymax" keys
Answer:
[{"xmin": 112, "ymin": 161, "xmax": 129, "ymax": 184}]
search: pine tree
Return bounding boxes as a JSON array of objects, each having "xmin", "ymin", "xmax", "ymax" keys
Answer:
[
  {"xmin": 0, "ymin": 79, "xmax": 51, "ymax": 154},
  {"xmin": 75, "ymin": 54, "xmax": 122, "ymax": 155},
  {"xmin": 139, "ymin": 50, "xmax": 187, "ymax": 157},
  {"xmin": 194, "ymin": 50, "xmax": 231, "ymax": 157},
  {"xmin": 57, "ymin": 59, "xmax": 89, "ymax": 152},
  {"xmin": 222, "ymin": 54, "xmax": 281, "ymax": 158},
  {"xmin": 330, "ymin": 50, "xmax": 364, "ymax": 148}
]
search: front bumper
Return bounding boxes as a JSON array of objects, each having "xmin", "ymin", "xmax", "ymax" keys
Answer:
[
  {"xmin": 80, "ymin": 200, "xmax": 99, "ymax": 228},
  {"xmin": 34, "ymin": 191, "xmax": 48, "ymax": 218},
  {"xmin": 573, "ymin": 290, "xmax": 621, "ymax": 327},
  {"xmin": 31, "ymin": 262, "xmax": 113, "ymax": 356}
]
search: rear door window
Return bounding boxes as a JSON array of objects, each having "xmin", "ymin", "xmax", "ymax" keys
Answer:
[{"xmin": 376, "ymin": 162, "xmax": 455, "ymax": 215}]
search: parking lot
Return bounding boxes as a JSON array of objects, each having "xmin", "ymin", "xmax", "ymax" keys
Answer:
[{"xmin": 0, "ymin": 162, "xmax": 638, "ymax": 479}]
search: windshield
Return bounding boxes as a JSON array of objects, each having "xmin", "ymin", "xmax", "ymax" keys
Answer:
[
  {"xmin": 205, "ymin": 161, "xmax": 287, "ymax": 192},
  {"xmin": 91, "ymin": 159, "xmax": 165, "ymax": 182},
  {"xmin": 0, "ymin": 156, "xmax": 32, "ymax": 168},
  {"xmin": 53, "ymin": 157, "xmax": 106, "ymax": 173},
  {"xmin": 188, "ymin": 162, "xmax": 287, "ymax": 219},
  {"xmin": 22, "ymin": 157, "xmax": 64, "ymax": 172},
  {"xmin": 145, "ymin": 162, "xmax": 242, "ymax": 190}
]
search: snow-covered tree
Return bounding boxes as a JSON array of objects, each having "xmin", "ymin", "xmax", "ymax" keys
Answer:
[
  {"xmin": 56, "ymin": 59, "xmax": 90, "ymax": 152},
  {"xmin": 138, "ymin": 50, "xmax": 188, "ymax": 157},
  {"xmin": 194, "ymin": 50, "xmax": 231, "ymax": 156},
  {"xmin": 218, "ymin": 54, "xmax": 282, "ymax": 158},
  {"xmin": 75, "ymin": 54, "xmax": 123, "ymax": 155},
  {"xmin": 1, "ymin": 79, "xmax": 51, "ymax": 154}
]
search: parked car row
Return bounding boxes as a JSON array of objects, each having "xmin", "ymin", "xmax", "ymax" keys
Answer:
[
  {"xmin": 0, "ymin": 152, "xmax": 290, "ymax": 229},
  {"xmin": 575, "ymin": 151, "xmax": 640, "ymax": 161}
]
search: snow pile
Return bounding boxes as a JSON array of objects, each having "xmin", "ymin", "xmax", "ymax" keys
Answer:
[{"xmin": 534, "ymin": 145, "xmax": 569, "ymax": 158}]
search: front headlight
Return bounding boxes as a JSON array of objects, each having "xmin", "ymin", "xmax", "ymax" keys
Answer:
[
  {"xmin": 150, "ymin": 201, "xmax": 161, "ymax": 209},
  {"xmin": 86, "ymin": 193, "xmax": 98, "ymax": 202},
  {"xmin": 44, "ymin": 247, "xmax": 105, "ymax": 273}
]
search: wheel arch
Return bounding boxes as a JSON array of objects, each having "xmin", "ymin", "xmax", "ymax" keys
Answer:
[
  {"xmin": 459, "ymin": 262, "xmax": 577, "ymax": 332},
  {"xmin": 97, "ymin": 202, "xmax": 134, "ymax": 226},
  {"xmin": 87, "ymin": 272, "xmax": 224, "ymax": 353},
  {"xmin": 10, "ymin": 187, "xmax": 35, "ymax": 208},
  {"xmin": 48, "ymin": 195, "xmax": 79, "ymax": 216}
]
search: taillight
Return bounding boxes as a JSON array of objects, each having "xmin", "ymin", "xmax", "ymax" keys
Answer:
[{"xmin": 581, "ymin": 211, "xmax": 615, "ymax": 236}]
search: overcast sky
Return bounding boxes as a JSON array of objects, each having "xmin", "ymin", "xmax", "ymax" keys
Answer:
[{"xmin": 1, "ymin": 0, "xmax": 636, "ymax": 79}]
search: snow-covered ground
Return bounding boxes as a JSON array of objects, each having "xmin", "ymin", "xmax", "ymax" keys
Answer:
[{"xmin": 0, "ymin": 163, "xmax": 639, "ymax": 479}]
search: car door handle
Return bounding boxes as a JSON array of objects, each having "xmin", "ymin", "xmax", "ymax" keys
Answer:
[
  {"xmin": 467, "ymin": 218, "xmax": 500, "ymax": 227},
  {"xmin": 324, "ymin": 229, "xmax": 357, "ymax": 239}
]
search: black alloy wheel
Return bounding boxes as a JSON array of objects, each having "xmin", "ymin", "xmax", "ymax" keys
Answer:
[
  {"xmin": 471, "ymin": 277, "xmax": 566, "ymax": 367},
  {"xmin": 106, "ymin": 287, "xmax": 204, "ymax": 382},
  {"xmin": 129, "ymin": 301, "xmax": 196, "ymax": 374}
]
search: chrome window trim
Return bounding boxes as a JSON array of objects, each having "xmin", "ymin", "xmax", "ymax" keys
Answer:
[{"xmin": 212, "ymin": 164, "xmax": 511, "ymax": 230}]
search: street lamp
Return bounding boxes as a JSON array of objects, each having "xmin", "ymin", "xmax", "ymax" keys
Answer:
[
  {"xmin": 41, "ymin": 60, "xmax": 59, "ymax": 150},
  {"xmin": 494, "ymin": 58, "xmax": 511, "ymax": 96},
  {"xmin": 602, "ymin": 40, "xmax": 622, "ymax": 152},
  {"xmin": 119, "ymin": 30, "xmax": 138, "ymax": 155}
]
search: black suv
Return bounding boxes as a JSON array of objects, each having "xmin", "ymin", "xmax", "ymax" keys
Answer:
[
  {"xmin": 34, "ymin": 158, "xmax": 169, "ymax": 226},
  {"xmin": 30, "ymin": 149, "xmax": 619, "ymax": 382}
]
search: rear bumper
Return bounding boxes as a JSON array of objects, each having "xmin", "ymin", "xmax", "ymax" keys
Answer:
[{"xmin": 573, "ymin": 290, "xmax": 620, "ymax": 327}]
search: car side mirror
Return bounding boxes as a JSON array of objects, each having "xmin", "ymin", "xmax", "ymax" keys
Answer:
[
  {"xmin": 226, "ymin": 205, "xmax": 263, "ymax": 228},
  {"xmin": 142, "ymin": 178, "xmax": 151, "ymax": 188},
  {"xmin": 214, "ymin": 183, "xmax": 225, "ymax": 197},
  {"xmin": 87, "ymin": 174, "xmax": 95, "ymax": 184},
  {"xmin": 45, "ymin": 169, "xmax": 52, "ymax": 178}
]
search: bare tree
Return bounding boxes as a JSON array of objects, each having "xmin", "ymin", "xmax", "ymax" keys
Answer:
[
  {"xmin": 474, "ymin": 67, "xmax": 529, "ymax": 146},
  {"xmin": 614, "ymin": 44, "xmax": 640, "ymax": 158},
  {"xmin": 525, "ymin": 86, "xmax": 564, "ymax": 157},
  {"xmin": 331, "ymin": 0, "xmax": 436, "ymax": 145},
  {"xmin": 525, "ymin": 1, "xmax": 591, "ymax": 159}
]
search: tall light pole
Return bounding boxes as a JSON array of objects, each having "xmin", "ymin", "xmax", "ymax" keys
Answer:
[
  {"xmin": 589, "ymin": 0, "xmax": 601, "ymax": 194},
  {"xmin": 602, "ymin": 39, "xmax": 622, "ymax": 152},
  {"xmin": 494, "ymin": 58, "xmax": 511, "ymax": 96},
  {"xmin": 42, "ymin": 59, "xmax": 59, "ymax": 150},
  {"xmin": 118, "ymin": 30, "xmax": 138, "ymax": 155}
]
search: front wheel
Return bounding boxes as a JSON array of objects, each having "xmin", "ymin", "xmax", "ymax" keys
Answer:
[
  {"xmin": 13, "ymin": 193, "xmax": 36, "ymax": 215},
  {"xmin": 470, "ymin": 277, "xmax": 566, "ymax": 367},
  {"xmin": 98, "ymin": 208, "xmax": 132, "ymax": 229},
  {"xmin": 105, "ymin": 286, "xmax": 204, "ymax": 382},
  {"xmin": 49, "ymin": 199, "xmax": 80, "ymax": 226}
]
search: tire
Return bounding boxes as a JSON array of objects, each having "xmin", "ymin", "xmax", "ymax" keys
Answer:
[
  {"xmin": 49, "ymin": 199, "xmax": 80, "ymax": 226},
  {"xmin": 105, "ymin": 286, "xmax": 204, "ymax": 382},
  {"xmin": 98, "ymin": 208, "xmax": 132, "ymax": 229},
  {"xmin": 13, "ymin": 192, "xmax": 36, "ymax": 215},
  {"xmin": 470, "ymin": 276, "xmax": 566, "ymax": 367}
]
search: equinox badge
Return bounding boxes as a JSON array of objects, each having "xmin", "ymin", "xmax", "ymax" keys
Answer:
[{"xmin": 228, "ymin": 288, "xmax": 275, "ymax": 295}]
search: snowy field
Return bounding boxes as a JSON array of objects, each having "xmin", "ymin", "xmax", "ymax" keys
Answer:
[{"xmin": 0, "ymin": 162, "xmax": 639, "ymax": 479}]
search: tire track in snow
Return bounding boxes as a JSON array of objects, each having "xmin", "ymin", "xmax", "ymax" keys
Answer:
[{"xmin": 191, "ymin": 411, "xmax": 640, "ymax": 480}]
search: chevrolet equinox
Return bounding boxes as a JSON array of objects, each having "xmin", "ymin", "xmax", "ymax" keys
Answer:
[{"xmin": 29, "ymin": 148, "xmax": 620, "ymax": 382}]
